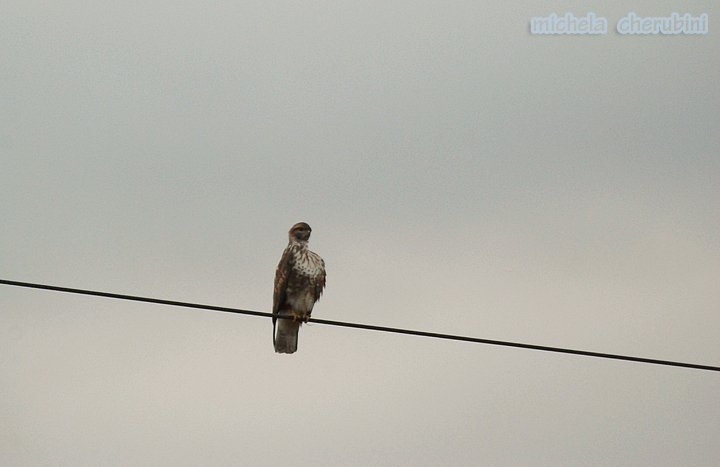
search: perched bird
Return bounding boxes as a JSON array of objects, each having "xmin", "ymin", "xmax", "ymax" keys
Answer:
[{"xmin": 272, "ymin": 222, "xmax": 326, "ymax": 354}]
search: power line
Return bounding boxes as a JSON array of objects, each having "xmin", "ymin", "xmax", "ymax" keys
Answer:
[{"xmin": 1, "ymin": 278, "xmax": 718, "ymax": 373}]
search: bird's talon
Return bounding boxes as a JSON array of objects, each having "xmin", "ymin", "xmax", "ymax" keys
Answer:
[{"xmin": 289, "ymin": 312, "xmax": 307, "ymax": 322}]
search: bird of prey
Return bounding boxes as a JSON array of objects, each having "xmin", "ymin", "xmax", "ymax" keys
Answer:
[{"xmin": 272, "ymin": 222, "xmax": 326, "ymax": 354}]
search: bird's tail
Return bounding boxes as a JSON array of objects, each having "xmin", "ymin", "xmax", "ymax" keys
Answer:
[{"xmin": 274, "ymin": 319, "xmax": 300, "ymax": 354}]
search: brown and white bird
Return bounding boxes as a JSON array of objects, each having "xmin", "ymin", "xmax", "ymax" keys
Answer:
[{"xmin": 272, "ymin": 222, "xmax": 326, "ymax": 354}]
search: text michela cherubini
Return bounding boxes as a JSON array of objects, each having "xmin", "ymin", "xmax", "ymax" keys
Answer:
[
  {"xmin": 530, "ymin": 12, "xmax": 708, "ymax": 35},
  {"xmin": 531, "ymin": 13, "xmax": 607, "ymax": 34}
]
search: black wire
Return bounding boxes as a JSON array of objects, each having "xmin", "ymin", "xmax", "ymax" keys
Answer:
[{"xmin": 2, "ymin": 278, "xmax": 719, "ymax": 372}]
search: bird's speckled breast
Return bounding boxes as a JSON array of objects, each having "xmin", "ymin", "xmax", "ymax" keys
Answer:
[
  {"xmin": 284, "ymin": 245, "xmax": 325, "ymax": 314},
  {"xmin": 292, "ymin": 248, "xmax": 325, "ymax": 278}
]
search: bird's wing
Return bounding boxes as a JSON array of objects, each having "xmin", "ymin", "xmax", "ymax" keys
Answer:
[
  {"xmin": 273, "ymin": 246, "xmax": 294, "ymax": 322},
  {"xmin": 313, "ymin": 257, "xmax": 326, "ymax": 302}
]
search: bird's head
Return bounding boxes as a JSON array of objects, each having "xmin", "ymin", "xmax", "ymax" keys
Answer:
[{"xmin": 289, "ymin": 222, "xmax": 312, "ymax": 242}]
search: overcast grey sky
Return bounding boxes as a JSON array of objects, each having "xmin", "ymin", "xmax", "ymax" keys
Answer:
[{"xmin": 2, "ymin": 1, "xmax": 719, "ymax": 465}]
